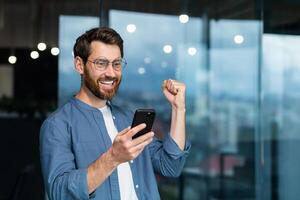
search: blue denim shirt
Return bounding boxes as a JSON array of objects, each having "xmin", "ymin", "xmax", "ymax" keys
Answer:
[{"xmin": 40, "ymin": 97, "xmax": 190, "ymax": 200}]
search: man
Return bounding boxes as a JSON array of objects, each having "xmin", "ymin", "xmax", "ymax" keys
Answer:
[{"xmin": 40, "ymin": 27, "xmax": 190, "ymax": 200}]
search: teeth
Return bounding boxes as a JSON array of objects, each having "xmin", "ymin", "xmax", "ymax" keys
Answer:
[{"xmin": 100, "ymin": 80, "xmax": 114, "ymax": 85}]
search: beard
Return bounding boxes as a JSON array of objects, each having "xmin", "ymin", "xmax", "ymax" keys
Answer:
[{"xmin": 83, "ymin": 67, "xmax": 121, "ymax": 101}]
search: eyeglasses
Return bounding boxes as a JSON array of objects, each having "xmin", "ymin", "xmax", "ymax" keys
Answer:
[{"xmin": 87, "ymin": 57, "xmax": 127, "ymax": 71}]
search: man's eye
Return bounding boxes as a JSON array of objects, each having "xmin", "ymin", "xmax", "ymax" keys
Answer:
[
  {"xmin": 96, "ymin": 60, "xmax": 108, "ymax": 65},
  {"xmin": 113, "ymin": 62, "xmax": 121, "ymax": 66}
]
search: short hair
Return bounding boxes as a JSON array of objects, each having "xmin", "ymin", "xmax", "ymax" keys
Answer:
[{"xmin": 73, "ymin": 27, "xmax": 124, "ymax": 64}]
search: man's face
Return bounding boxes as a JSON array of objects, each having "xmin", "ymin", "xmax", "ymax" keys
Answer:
[{"xmin": 83, "ymin": 41, "xmax": 122, "ymax": 100}]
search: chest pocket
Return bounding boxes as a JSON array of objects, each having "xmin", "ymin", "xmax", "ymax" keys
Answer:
[{"xmin": 72, "ymin": 141, "xmax": 106, "ymax": 168}]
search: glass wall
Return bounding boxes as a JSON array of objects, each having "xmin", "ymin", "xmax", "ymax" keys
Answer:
[
  {"xmin": 262, "ymin": 34, "xmax": 300, "ymax": 199},
  {"xmin": 261, "ymin": 0, "xmax": 300, "ymax": 199},
  {"xmin": 3, "ymin": 0, "xmax": 300, "ymax": 199},
  {"xmin": 208, "ymin": 19, "xmax": 260, "ymax": 200},
  {"xmin": 57, "ymin": 2, "xmax": 262, "ymax": 200},
  {"xmin": 110, "ymin": 10, "xmax": 205, "ymax": 199},
  {"xmin": 58, "ymin": 16, "xmax": 99, "ymax": 106}
]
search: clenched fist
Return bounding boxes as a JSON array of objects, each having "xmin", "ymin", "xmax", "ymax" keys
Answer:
[{"xmin": 162, "ymin": 79, "xmax": 186, "ymax": 110}]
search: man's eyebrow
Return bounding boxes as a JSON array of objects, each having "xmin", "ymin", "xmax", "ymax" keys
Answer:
[{"xmin": 95, "ymin": 57, "xmax": 122, "ymax": 61}]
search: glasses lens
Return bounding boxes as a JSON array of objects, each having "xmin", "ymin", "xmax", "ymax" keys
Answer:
[
  {"xmin": 94, "ymin": 59, "xmax": 108, "ymax": 70},
  {"xmin": 92, "ymin": 58, "xmax": 127, "ymax": 70}
]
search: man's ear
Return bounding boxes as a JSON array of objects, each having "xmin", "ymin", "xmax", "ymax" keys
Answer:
[{"xmin": 74, "ymin": 56, "xmax": 84, "ymax": 75}]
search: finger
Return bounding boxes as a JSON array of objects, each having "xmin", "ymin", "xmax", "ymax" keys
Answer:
[
  {"xmin": 130, "ymin": 135, "xmax": 153, "ymax": 154},
  {"xmin": 130, "ymin": 131, "xmax": 154, "ymax": 146},
  {"xmin": 169, "ymin": 80, "xmax": 181, "ymax": 88},
  {"xmin": 166, "ymin": 80, "xmax": 178, "ymax": 95},
  {"xmin": 162, "ymin": 80, "xmax": 168, "ymax": 90},
  {"xmin": 168, "ymin": 79, "xmax": 177, "ymax": 89},
  {"xmin": 118, "ymin": 126, "xmax": 131, "ymax": 136},
  {"xmin": 163, "ymin": 79, "xmax": 171, "ymax": 91},
  {"xmin": 171, "ymin": 84, "xmax": 177, "ymax": 94},
  {"xmin": 163, "ymin": 79, "xmax": 185, "ymax": 94},
  {"xmin": 125, "ymin": 123, "xmax": 146, "ymax": 138},
  {"xmin": 169, "ymin": 81, "xmax": 185, "ymax": 92},
  {"xmin": 167, "ymin": 79, "xmax": 173, "ymax": 89}
]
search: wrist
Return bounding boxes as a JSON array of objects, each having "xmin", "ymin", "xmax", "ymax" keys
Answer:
[
  {"xmin": 172, "ymin": 105, "xmax": 186, "ymax": 112},
  {"xmin": 106, "ymin": 147, "xmax": 120, "ymax": 168}
]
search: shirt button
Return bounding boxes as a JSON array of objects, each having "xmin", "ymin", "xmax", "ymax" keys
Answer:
[
  {"xmin": 135, "ymin": 184, "xmax": 139, "ymax": 189},
  {"xmin": 130, "ymin": 160, "xmax": 133, "ymax": 164},
  {"xmin": 112, "ymin": 116, "xmax": 116, "ymax": 120}
]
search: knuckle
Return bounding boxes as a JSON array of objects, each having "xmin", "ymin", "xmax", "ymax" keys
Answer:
[
  {"xmin": 130, "ymin": 155, "xmax": 135, "ymax": 160},
  {"xmin": 128, "ymin": 153, "xmax": 135, "ymax": 160},
  {"xmin": 119, "ymin": 138, "xmax": 126, "ymax": 144},
  {"xmin": 124, "ymin": 148, "xmax": 131, "ymax": 155}
]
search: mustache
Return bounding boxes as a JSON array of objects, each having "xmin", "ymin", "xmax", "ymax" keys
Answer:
[{"xmin": 97, "ymin": 76, "xmax": 118, "ymax": 82}]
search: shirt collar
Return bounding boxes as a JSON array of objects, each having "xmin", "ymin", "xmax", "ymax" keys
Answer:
[{"xmin": 71, "ymin": 96, "xmax": 113, "ymax": 111}]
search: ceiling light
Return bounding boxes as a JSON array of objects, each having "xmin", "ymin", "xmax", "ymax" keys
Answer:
[
  {"xmin": 30, "ymin": 51, "xmax": 39, "ymax": 59},
  {"xmin": 179, "ymin": 14, "xmax": 189, "ymax": 23},
  {"xmin": 163, "ymin": 45, "xmax": 173, "ymax": 54},
  {"xmin": 188, "ymin": 47, "xmax": 197, "ymax": 56},
  {"xmin": 8, "ymin": 55, "xmax": 17, "ymax": 64},
  {"xmin": 138, "ymin": 67, "xmax": 145, "ymax": 74},
  {"xmin": 234, "ymin": 35, "xmax": 244, "ymax": 44},
  {"xmin": 37, "ymin": 42, "xmax": 47, "ymax": 51},
  {"xmin": 51, "ymin": 47, "xmax": 60, "ymax": 56},
  {"xmin": 126, "ymin": 24, "xmax": 136, "ymax": 33}
]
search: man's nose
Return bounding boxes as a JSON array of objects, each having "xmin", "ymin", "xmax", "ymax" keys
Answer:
[{"xmin": 104, "ymin": 63, "xmax": 116, "ymax": 76}]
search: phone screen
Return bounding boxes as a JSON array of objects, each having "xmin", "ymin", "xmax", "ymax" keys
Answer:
[{"xmin": 131, "ymin": 109, "xmax": 155, "ymax": 139}]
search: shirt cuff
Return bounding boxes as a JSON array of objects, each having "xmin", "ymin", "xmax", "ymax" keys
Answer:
[
  {"xmin": 163, "ymin": 133, "xmax": 191, "ymax": 159},
  {"xmin": 68, "ymin": 168, "xmax": 95, "ymax": 199}
]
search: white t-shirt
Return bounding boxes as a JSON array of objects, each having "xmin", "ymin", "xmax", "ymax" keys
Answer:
[{"xmin": 99, "ymin": 106, "xmax": 138, "ymax": 200}]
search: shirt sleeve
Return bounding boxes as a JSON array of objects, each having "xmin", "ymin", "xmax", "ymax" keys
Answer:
[
  {"xmin": 148, "ymin": 133, "xmax": 191, "ymax": 177},
  {"xmin": 40, "ymin": 120, "xmax": 94, "ymax": 200}
]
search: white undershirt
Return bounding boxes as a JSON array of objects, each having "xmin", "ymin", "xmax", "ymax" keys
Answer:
[{"xmin": 99, "ymin": 106, "xmax": 138, "ymax": 200}]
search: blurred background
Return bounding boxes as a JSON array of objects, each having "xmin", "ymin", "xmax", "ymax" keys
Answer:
[{"xmin": 1, "ymin": 0, "xmax": 300, "ymax": 199}]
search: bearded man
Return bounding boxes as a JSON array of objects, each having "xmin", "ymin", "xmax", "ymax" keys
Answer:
[{"xmin": 40, "ymin": 27, "xmax": 190, "ymax": 200}]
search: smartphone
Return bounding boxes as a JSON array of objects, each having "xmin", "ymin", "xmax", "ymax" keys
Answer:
[{"xmin": 131, "ymin": 109, "xmax": 156, "ymax": 139}]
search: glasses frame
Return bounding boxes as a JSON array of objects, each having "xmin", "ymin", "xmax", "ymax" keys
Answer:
[{"xmin": 86, "ymin": 57, "xmax": 127, "ymax": 71}]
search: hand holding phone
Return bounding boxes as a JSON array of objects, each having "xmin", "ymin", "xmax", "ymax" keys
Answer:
[{"xmin": 131, "ymin": 109, "xmax": 155, "ymax": 139}]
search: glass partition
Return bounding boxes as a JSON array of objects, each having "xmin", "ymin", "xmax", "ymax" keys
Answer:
[
  {"xmin": 262, "ymin": 34, "xmax": 300, "ymax": 200},
  {"xmin": 208, "ymin": 19, "xmax": 261, "ymax": 200},
  {"xmin": 109, "ymin": 10, "xmax": 261, "ymax": 199},
  {"xmin": 55, "ymin": 1, "xmax": 300, "ymax": 200},
  {"xmin": 110, "ymin": 10, "xmax": 205, "ymax": 198},
  {"xmin": 58, "ymin": 15, "xmax": 99, "ymax": 106}
]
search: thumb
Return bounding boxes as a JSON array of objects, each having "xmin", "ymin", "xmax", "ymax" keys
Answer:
[{"xmin": 161, "ymin": 81, "xmax": 165, "ymax": 90}]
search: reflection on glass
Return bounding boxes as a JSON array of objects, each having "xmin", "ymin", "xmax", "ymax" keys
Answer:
[
  {"xmin": 207, "ymin": 19, "xmax": 260, "ymax": 199},
  {"xmin": 58, "ymin": 16, "xmax": 99, "ymax": 106},
  {"xmin": 262, "ymin": 34, "xmax": 300, "ymax": 200},
  {"xmin": 57, "ymin": 11, "xmax": 261, "ymax": 200},
  {"xmin": 110, "ymin": 9, "xmax": 261, "ymax": 199},
  {"xmin": 110, "ymin": 9, "xmax": 204, "ymax": 199}
]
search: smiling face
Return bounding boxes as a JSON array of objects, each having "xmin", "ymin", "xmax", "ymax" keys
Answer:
[{"xmin": 81, "ymin": 41, "xmax": 122, "ymax": 100}]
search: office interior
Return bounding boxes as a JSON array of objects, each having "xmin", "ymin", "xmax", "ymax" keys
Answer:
[{"xmin": 0, "ymin": 0, "xmax": 300, "ymax": 199}]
